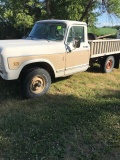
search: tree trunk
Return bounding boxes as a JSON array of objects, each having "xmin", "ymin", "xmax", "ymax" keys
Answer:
[
  {"xmin": 46, "ymin": 0, "xmax": 52, "ymax": 16},
  {"xmin": 79, "ymin": 0, "xmax": 95, "ymax": 21}
]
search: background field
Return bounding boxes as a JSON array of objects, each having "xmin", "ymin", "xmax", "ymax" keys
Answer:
[
  {"xmin": 0, "ymin": 66, "xmax": 120, "ymax": 160},
  {"xmin": 88, "ymin": 27, "xmax": 118, "ymax": 38},
  {"xmin": 97, "ymin": 28, "xmax": 117, "ymax": 37}
]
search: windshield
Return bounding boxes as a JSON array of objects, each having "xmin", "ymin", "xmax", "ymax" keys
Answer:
[{"xmin": 29, "ymin": 22, "xmax": 66, "ymax": 41}]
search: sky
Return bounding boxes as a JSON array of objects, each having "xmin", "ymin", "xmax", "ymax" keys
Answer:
[{"xmin": 97, "ymin": 12, "xmax": 120, "ymax": 27}]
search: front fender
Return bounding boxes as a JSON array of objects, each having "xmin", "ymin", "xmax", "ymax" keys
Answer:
[
  {"xmin": 20, "ymin": 58, "xmax": 56, "ymax": 75},
  {"xmin": 7, "ymin": 58, "xmax": 57, "ymax": 80}
]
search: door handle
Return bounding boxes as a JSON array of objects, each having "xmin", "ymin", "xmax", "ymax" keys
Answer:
[{"xmin": 83, "ymin": 46, "xmax": 88, "ymax": 48}]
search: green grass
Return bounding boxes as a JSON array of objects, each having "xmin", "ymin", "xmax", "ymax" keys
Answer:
[
  {"xmin": 88, "ymin": 27, "xmax": 117, "ymax": 37},
  {"xmin": 97, "ymin": 28, "xmax": 117, "ymax": 37},
  {"xmin": 0, "ymin": 67, "xmax": 120, "ymax": 160}
]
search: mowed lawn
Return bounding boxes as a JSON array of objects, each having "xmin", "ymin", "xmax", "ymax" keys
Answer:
[
  {"xmin": 88, "ymin": 27, "xmax": 117, "ymax": 38},
  {"xmin": 97, "ymin": 28, "xmax": 117, "ymax": 36},
  {"xmin": 0, "ymin": 67, "xmax": 120, "ymax": 160}
]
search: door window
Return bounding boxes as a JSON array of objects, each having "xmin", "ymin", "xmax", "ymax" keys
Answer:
[{"xmin": 67, "ymin": 26, "xmax": 84, "ymax": 43}]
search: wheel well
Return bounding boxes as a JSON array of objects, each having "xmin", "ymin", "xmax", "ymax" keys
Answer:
[
  {"xmin": 114, "ymin": 54, "xmax": 120, "ymax": 69},
  {"xmin": 90, "ymin": 54, "xmax": 120, "ymax": 69},
  {"xmin": 19, "ymin": 62, "xmax": 55, "ymax": 79}
]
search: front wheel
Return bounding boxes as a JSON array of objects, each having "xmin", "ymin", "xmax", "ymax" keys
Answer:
[
  {"xmin": 21, "ymin": 68, "xmax": 51, "ymax": 98},
  {"xmin": 101, "ymin": 56, "xmax": 115, "ymax": 73}
]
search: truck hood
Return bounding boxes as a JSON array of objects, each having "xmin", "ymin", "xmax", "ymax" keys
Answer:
[
  {"xmin": 0, "ymin": 39, "xmax": 49, "ymax": 47},
  {"xmin": 0, "ymin": 39, "xmax": 65, "ymax": 57}
]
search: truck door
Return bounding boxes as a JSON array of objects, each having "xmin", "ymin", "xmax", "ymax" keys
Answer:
[{"xmin": 65, "ymin": 25, "xmax": 90, "ymax": 76}]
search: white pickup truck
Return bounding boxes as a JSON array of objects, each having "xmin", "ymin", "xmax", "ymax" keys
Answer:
[{"xmin": 0, "ymin": 20, "xmax": 120, "ymax": 98}]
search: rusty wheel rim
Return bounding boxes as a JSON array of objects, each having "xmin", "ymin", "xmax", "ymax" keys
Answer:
[{"xmin": 106, "ymin": 60, "xmax": 113, "ymax": 70}]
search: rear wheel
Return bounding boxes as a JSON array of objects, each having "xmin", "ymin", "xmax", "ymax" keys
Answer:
[
  {"xmin": 21, "ymin": 68, "xmax": 51, "ymax": 98},
  {"xmin": 101, "ymin": 56, "xmax": 115, "ymax": 73}
]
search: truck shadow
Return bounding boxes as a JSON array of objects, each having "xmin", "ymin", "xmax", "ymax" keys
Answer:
[
  {"xmin": 87, "ymin": 65, "xmax": 101, "ymax": 73},
  {"xmin": 0, "ymin": 85, "xmax": 120, "ymax": 159},
  {"xmin": 0, "ymin": 77, "xmax": 20, "ymax": 100},
  {"xmin": 52, "ymin": 75, "xmax": 72, "ymax": 83},
  {"xmin": 0, "ymin": 77, "xmax": 72, "ymax": 100}
]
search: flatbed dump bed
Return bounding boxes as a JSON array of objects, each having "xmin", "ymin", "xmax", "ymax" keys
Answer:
[{"xmin": 89, "ymin": 39, "xmax": 120, "ymax": 58}]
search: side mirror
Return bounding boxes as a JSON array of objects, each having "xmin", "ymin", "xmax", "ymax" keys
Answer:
[{"xmin": 73, "ymin": 37, "xmax": 81, "ymax": 48}]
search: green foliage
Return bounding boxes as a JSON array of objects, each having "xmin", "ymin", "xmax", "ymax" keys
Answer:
[
  {"xmin": 106, "ymin": 0, "xmax": 120, "ymax": 17},
  {"xmin": 15, "ymin": 13, "xmax": 34, "ymax": 28},
  {"xmin": 0, "ymin": 0, "xmax": 43, "ymax": 38},
  {"xmin": 0, "ymin": 0, "xmax": 120, "ymax": 39},
  {"xmin": 44, "ymin": 0, "xmax": 99, "ymax": 23}
]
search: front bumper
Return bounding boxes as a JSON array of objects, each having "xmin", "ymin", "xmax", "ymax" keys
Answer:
[{"xmin": 0, "ymin": 69, "xmax": 20, "ymax": 80}]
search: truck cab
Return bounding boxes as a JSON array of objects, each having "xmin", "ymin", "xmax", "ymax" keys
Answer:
[
  {"xmin": 0, "ymin": 20, "xmax": 90, "ymax": 98},
  {"xmin": 27, "ymin": 20, "xmax": 90, "ymax": 76}
]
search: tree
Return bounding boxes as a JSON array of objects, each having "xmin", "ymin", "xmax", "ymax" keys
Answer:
[
  {"xmin": 44, "ymin": 0, "xmax": 120, "ymax": 25},
  {"xmin": 0, "ymin": 0, "xmax": 43, "ymax": 38},
  {"xmin": 0, "ymin": 0, "xmax": 120, "ymax": 39}
]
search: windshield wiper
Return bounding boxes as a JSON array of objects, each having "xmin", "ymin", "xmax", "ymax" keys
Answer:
[
  {"xmin": 27, "ymin": 35, "xmax": 34, "ymax": 39},
  {"xmin": 27, "ymin": 35, "xmax": 49, "ymax": 42}
]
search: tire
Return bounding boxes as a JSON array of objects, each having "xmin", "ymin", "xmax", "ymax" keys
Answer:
[
  {"xmin": 21, "ymin": 68, "xmax": 51, "ymax": 98},
  {"xmin": 88, "ymin": 33, "xmax": 97, "ymax": 40},
  {"xmin": 101, "ymin": 56, "xmax": 115, "ymax": 73}
]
